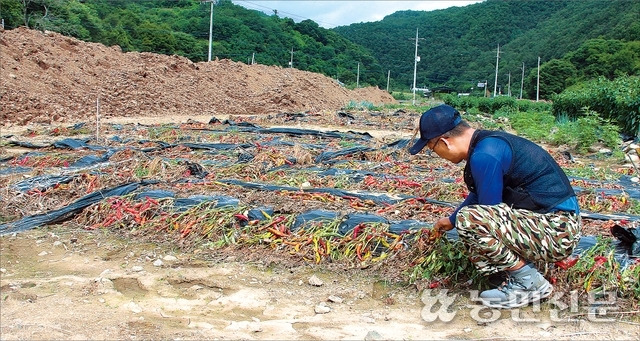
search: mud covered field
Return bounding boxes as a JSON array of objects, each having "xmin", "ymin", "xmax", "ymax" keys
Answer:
[
  {"xmin": 1, "ymin": 111, "xmax": 639, "ymax": 340},
  {"xmin": 1, "ymin": 27, "xmax": 639, "ymax": 340}
]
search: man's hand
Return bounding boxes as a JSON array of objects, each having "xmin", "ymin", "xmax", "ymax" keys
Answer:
[
  {"xmin": 434, "ymin": 217, "xmax": 454, "ymax": 232},
  {"xmin": 428, "ymin": 217, "xmax": 453, "ymax": 241}
]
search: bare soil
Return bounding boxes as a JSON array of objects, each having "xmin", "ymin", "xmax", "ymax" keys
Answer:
[
  {"xmin": 0, "ymin": 27, "xmax": 639, "ymax": 340},
  {"xmin": 2, "ymin": 227, "xmax": 639, "ymax": 340}
]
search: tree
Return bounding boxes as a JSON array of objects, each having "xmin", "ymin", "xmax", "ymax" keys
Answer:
[
  {"xmin": 538, "ymin": 59, "xmax": 578, "ymax": 98},
  {"xmin": 20, "ymin": 0, "xmax": 49, "ymax": 29},
  {"xmin": 102, "ymin": 27, "xmax": 133, "ymax": 51},
  {"xmin": 52, "ymin": 0, "xmax": 103, "ymax": 40},
  {"xmin": 0, "ymin": 0, "xmax": 24, "ymax": 29},
  {"xmin": 136, "ymin": 21, "xmax": 177, "ymax": 55}
]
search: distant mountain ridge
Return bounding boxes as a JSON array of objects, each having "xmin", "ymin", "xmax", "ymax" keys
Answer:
[
  {"xmin": 2, "ymin": 0, "xmax": 638, "ymax": 95},
  {"xmin": 333, "ymin": 0, "xmax": 640, "ymax": 92}
]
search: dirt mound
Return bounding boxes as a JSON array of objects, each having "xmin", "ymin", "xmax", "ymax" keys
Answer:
[{"xmin": 0, "ymin": 27, "xmax": 395, "ymax": 126}]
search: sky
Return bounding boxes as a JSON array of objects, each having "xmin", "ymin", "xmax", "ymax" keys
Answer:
[{"xmin": 232, "ymin": 1, "xmax": 483, "ymax": 28}]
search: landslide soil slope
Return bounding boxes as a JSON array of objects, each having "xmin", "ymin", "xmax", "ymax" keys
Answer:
[{"xmin": 0, "ymin": 27, "xmax": 394, "ymax": 127}]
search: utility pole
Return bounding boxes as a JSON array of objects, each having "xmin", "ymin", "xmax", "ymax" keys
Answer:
[
  {"xmin": 520, "ymin": 62, "xmax": 525, "ymax": 100},
  {"xmin": 356, "ymin": 63, "xmax": 360, "ymax": 88},
  {"xmin": 96, "ymin": 96, "xmax": 100, "ymax": 143},
  {"xmin": 507, "ymin": 72, "xmax": 511, "ymax": 97},
  {"xmin": 493, "ymin": 44, "xmax": 500, "ymax": 97},
  {"xmin": 386, "ymin": 70, "xmax": 390, "ymax": 92},
  {"xmin": 536, "ymin": 56, "xmax": 541, "ymax": 102},
  {"xmin": 411, "ymin": 28, "xmax": 424, "ymax": 106},
  {"xmin": 289, "ymin": 47, "xmax": 294, "ymax": 68},
  {"xmin": 205, "ymin": 0, "xmax": 216, "ymax": 62},
  {"xmin": 251, "ymin": 53, "xmax": 255, "ymax": 65}
]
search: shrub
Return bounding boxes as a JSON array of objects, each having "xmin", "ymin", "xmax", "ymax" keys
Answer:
[
  {"xmin": 344, "ymin": 100, "xmax": 378, "ymax": 110},
  {"xmin": 516, "ymin": 100, "xmax": 552, "ymax": 113},
  {"xmin": 391, "ymin": 92, "xmax": 410, "ymax": 101},
  {"xmin": 509, "ymin": 110, "xmax": 557, "ymax": 143},
  {"xmin": 552, "ymin": 75, "xmax": 640, "ymax": 137},
  {"xmin": 548, "ymin": 109, "xmax": 621, "ymax": 153}
]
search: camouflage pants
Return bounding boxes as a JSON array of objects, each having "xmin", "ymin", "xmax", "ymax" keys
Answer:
[{"xmin": 456, "ymin": 203, "xmax": 581, "ymax": 275}]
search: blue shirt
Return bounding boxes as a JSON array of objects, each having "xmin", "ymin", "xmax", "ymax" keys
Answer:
[{"xmin": 448, "ymin": 137, "xmax": 580, "ymax": 225}]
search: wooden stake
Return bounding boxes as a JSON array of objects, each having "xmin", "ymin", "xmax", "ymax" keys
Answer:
[{"xmin": 96, "ymin": 96, "xmax": 100, "ymax": 143}]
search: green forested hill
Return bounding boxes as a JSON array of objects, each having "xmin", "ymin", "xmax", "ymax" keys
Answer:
[
  {"xmin": 2, "ymin": 0, "xmax": 638, "ymax": 97},
  {"xmin": 334, "ymin": 0, "xmax": 640, "ymax": 95}
]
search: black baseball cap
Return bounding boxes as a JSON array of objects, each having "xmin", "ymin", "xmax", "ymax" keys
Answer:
[{"xmin": 409, "ymin": 104, "xmax": 462, "ymax": 155}]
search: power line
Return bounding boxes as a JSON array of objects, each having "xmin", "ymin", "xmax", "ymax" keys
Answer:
[{"xmin": 233, "ymin": 0, "xmax": 340, "ymax": 28}]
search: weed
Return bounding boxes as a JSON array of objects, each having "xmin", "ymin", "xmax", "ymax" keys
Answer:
[
  {"xmin": 626, "ymin": 198, "xmax": 640, "ymax": 215},
  {"xmin": 564, "ymin": 109, "xmax": 620, "ymax": 152},
  {"xmin": 148, "ymin": 124, "xmax": 182, "ymax": 142},
  {"xmin": 337, "ymin": 140, "xmax": 359, "ymax": 148},
  {"xmin": 565, "ymin": 237, "xmax": 620, "ymax": 293},
  {"xmin": 391, "ymin": 92, "xmax": 410, "ymax": 101},
  {"xmin": 134, "ymin": 165, "xmax": 150, "ymax": 178},
  {"xmin": 620, "ymin": 263, "xmax": 640, "ymax": 300},
  {"xmin": 508, "ymin": 110, "xmax": 556, "ymax": 142},
  {"xmin": 344, "ymin": 101, "xmax": 379, "ymax": 111},
  {"xmin": 565, "ymin": 165, "xmax": 622, "ymax": 182},
  {"xmin": 407, "ymin": 231, "xmax": 482, "ymax": 289}
]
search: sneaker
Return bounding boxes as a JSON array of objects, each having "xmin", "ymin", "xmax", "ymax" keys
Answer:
[
  {"xmin": 479, "ymin": 263, "xmax": 553, "ymax": 309},
  {"xmin": 486, "ymin": 271, "xmax": 508, "ymax": 289}
]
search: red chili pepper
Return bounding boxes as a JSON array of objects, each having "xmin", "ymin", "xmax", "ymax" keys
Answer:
[
  {"xmin": 429, "ymin": 281, "xmax": 440, "ymax": 289},
  {"xmin": 124, "ymin": 207, "xmax": 138, "ymax": 215},
  {"xmin": 397, "ymin": 179, "xmax": 422, "ymax": 188},
  {"xmin": 555, "ymin": 257, "xmax": 579, "ymax": 270},
  {"xmin": 364, "ymin": 176, "xmax": 377, "ymax": 186},
  {"xmin": 27, "ymin": 188, "xmax": 44, "ymax": 196},
  {"xmin": 17, "ymin": 156, "xmax": 30, "ymax": 166},
  {"xmin": 318, "ymin": 239, "xmax": 327, "ymax": 255},
  {"xmin": 376, "ymin": 202, "xmax": 395, "ymax": 214},
  {"xmin": 278, "ymin": 223, "xmax": 288, "ymax": 234},
  {"xmin": 587, "ymin": 256, "xmax": 608, "ymax": 273},
  {"xmin": 180, "ymin": 221, "xmax": 196, "ymax": 238},
  {"xmin": 101, "ymin": 217, "xmax": 116, "ymax": 228},
  {"xmin": 110, "ymin": 199, "xmax": 123, "ymax": 209},
  {"xmin": 234, "ymin": 214, "xmax": 249, "ymax": 221},
  {"xmin": 260, "ymin": 216, "xmax": 286, "ymax": 230},
  {"xmin": 146, "ymin": 197, "xmax": 159, "ymax": 205},
  {"xmin": 352, "ymin": 223, "xmax": 364, "ymax": 239},
  {"xmin": 180, "ymin": 228, "xmax": 191, "ymax": 238},
  {"xmin": 267, "ymin": 227, "xmax": 286, "ymax": 237}
]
